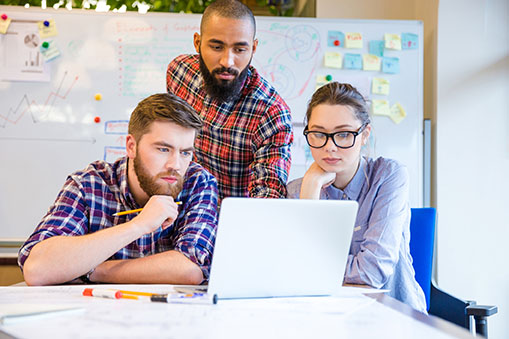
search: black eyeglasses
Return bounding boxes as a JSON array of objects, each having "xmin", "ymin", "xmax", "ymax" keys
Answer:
[{"xmin": 303, "ymin": 123, "xmax": 367, "ymax": 149}]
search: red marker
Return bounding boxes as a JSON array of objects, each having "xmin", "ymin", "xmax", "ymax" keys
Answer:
[
  {"xmin": 1, "ymin": 14, "xmax": 8, "ymax": 21},
  {"xmin": 334, "ymin": 40, "xmax": 340, "ymax": 46},
  {"xmin": 83, "ymin": 288, "xmax": 122, "ymax": 299},
  {"xmin": 94, "ymin": 116, "xmax": 101, "ymax": 123}
]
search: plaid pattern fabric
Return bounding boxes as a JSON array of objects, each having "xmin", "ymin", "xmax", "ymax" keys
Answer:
[
  {"xmin": 18, "ymin": 157, "xmax": 218, "ymax": 279},
  {"xmin": 167, "ymin": 54, "xmax": 293, "ymax": 200}
]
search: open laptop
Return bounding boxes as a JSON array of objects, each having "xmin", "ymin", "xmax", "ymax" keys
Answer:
[{"xmin": 178, "ymin": 197, "xmax": 358, "ymax": 299}]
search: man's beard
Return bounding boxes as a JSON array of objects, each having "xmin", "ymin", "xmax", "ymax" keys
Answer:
[
  {"xmin": 133, "ymin": 155, "xmax": 184, "ymax": 199},
  {"xmin": 199, "ymin": 53, "xmax": 250, "ymax": 103}
]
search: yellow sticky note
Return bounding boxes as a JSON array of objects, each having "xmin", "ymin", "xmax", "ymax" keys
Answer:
[
  {"xmin": 0, "ymin": 17, "xmax": 11, "ymax": 34},
  {"xmin": 389, "ymin": 103, "xmax": 407, "ymax": 124},
  {"xmin": 384, "ymin": 33, "xmax": 402, "ymax": 50},
  {"xmin": 363, "ymin": 54, "xmax": 381, "ymax": 71},
  {"xmin": 38, "ymin": 19, "xmax": 58, "ymax": 38},
  {"xmin": 316, "ymin": 75, "xmax": 329, "ymax": 91},
  {"xmin": 324, "ymin": 52, "xmax": 342, "ymax": 69},
  {"xmin": 345, "ymin": 32, "xmax": 363, "ymax": 49},
  {"xmin": 372, "ymin": 78, "xmax": 390, "ymax": 95},
  {"xmin": 372, "ymin": 99, "xmax": 390, "ymax": 116}
]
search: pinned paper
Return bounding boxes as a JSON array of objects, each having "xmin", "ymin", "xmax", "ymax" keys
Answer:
[
  {"xmin": 372, "ymin": 78, "xmax": 390, "ymax": 95},
  {"xmin": 363, "ymin": 54, "xmax": 381, "ymax": 71},
  {"xmin": 0, "ymin": 16, "xmax": 11, "ymax": 34},
  {"xmin": 402, "ymin": 33, "xmax": 418, "ymax": 49},
  {"xmin": 315, "ymin": 75, "xmax": 329, "ymax": 91},
  {"xmin": 382, "ymin": 57, "xmax": 400, "ymax": 74},
  {"xmin": 344, "ymin": 53, "xmax": 362, "ymax": 70},
  {"xmin": 345, "ymin": 33, "xmax": 363, "ymax": 49},
  {"xmin": 38, "ymin": 19, "xmax": 58, "ymax": 38},
  {"xmin": 389, "ymin": 103, "xmax": 407, "ymax": 124},
  {"xmin": 327, "ymin": 31, "xmax": 345, "ymax": 47},
  {"xmin": 40, "ymin": 41, "xmax": 60, "ymax": 61},
  {"xmin": 369, "ymin": 40, "xmax": 384, "ymax": 57},
  {"xmin": 324, "ymin": 52, "xmax": 342, "ymax": 69},
  {"xmin": 371, "ymin": 99, "xmax": 391, "ymax": 116},
  {"xmin": 384, "ymin": 33, "xmax": 402, "ymax": 50}
]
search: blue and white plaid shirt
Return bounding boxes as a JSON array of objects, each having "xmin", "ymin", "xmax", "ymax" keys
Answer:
[{"xmin": 18, "ymin": 157, "xmax": 218, "ymax": 279}]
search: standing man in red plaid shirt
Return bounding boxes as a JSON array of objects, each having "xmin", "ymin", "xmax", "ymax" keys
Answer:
[{"xmin": 167, "ymin": 0, "xmax": 293, "ymax": 201}]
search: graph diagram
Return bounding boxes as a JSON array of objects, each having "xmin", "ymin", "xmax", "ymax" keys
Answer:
[{"xmin": 0, "ymin": 71, "xmax": 79, "ymax": 129}]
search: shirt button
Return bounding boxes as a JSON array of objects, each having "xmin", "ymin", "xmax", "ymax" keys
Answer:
[{"xmin": 343, "ymin": 194, "xmax": 347, "ymax": 199}]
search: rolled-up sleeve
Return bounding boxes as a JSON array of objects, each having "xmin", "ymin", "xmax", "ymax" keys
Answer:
[
  {"xmin": 344, "ymin": 165, "xmax": 410, "ymax": 287},
  {"xmin": 173, "ymin": 169, "xmax": 219, "ymax": 280},
  {"xmin": 250, "ymin": 104, "xmax": 293, "ymax": 199}
]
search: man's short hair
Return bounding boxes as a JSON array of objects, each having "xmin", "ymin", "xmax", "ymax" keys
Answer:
[
  {"xmin": 201, "ymin": 0, "xmax": 256, "ymax": 37},
  {"xmin": 128, "ymin": 93, "xmax": 203, "ymax": 142}
]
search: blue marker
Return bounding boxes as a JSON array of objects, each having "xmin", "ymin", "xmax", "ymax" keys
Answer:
[{"xmin": 151, "ymin": 293, "xmax": 217, "ymax": 305}]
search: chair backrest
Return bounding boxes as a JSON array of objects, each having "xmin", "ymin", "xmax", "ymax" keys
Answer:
[{"xmin": 409, "ymin": 207, "xmax": 437, "ymax": 310}]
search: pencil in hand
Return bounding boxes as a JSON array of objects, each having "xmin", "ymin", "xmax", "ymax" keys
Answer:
[{"xmin": 113, "ymin": 201, "xmax": 182, "ymax": 216}]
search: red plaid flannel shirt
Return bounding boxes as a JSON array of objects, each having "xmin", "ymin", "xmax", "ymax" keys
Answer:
[{"xmin": 167, "ymin": 54, "xmax": 293, "ymax": 200}]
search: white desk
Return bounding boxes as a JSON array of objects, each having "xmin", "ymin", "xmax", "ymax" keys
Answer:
[{"xmin": 0, "ymin": 284, "xmax": 474, "ymax": 339}]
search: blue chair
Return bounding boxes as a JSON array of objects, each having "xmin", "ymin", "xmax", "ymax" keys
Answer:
[{"xmin": 409, "ymin": 208, "xmax": 497, "ymax": 337}]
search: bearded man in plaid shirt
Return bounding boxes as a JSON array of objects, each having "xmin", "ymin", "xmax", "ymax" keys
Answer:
[
  {"xmin": 19, "ymin": 93, "xmax": 218, "ymax": 286},
  {"xmin": 167, "ymin": 0, "xmax": 293, "ymax": 201}
]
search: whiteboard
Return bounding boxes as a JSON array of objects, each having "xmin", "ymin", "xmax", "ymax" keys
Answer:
[{"xmin": 0, "ymin": 6, "xmax": 423, "ymax": 239}]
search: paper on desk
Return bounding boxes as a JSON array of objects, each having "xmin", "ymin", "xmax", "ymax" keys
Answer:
[
  {"xmin": 219, "ymin": 293, "xmax": 376, "ymax": 317},
  {"xmin": 0, "ymin": 304, "xmax": 84, "ymax": 325}
]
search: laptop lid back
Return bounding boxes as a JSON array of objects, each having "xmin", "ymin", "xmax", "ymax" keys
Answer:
[{"xmin": 207, "ymin": 198, "xmax": 358, "ymax": 299}]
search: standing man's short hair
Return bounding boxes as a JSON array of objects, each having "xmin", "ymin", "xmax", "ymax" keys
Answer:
[
  {"xmin": 128, "ymin": 93, "xmax": 203, "ymax": 142},
  {"xmin": 201, "ymin": 0, "xmax": 256, "ymax": 37}
]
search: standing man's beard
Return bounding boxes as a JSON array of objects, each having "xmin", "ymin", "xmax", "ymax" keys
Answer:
[
  {"xmin": 133, "ymin": 155, "xmax": 184, "ymax": 199},
  {"xmin": 199, "ymin": 53, "xmax": 250, "ymax": 103}
]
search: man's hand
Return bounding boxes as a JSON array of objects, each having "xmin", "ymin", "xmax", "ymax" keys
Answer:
[{"xmin": 134, "ymin": 196, "xmax": 180, "ymax": 234}]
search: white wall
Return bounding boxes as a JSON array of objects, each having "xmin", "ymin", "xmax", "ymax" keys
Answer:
[{"xmin": 437, "ymin": 0, "xmax": 509, "ymax": 338}]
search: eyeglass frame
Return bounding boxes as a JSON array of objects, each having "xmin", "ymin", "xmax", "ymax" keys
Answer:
[{"xmin": 303, "ymin": 123, "xmax": 368, "ymax": 149}]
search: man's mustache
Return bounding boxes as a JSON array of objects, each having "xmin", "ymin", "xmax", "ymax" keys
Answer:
[{"xmin": 212, "ymin": 67, "xmax": 239, "ymax": 76}]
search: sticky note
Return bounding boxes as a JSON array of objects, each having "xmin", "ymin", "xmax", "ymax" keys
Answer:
[
  {"xmin": 372, "ymin": 78, "xmax": 390, "ymax": 95},
  {"xmin": 324, "ymin": 52, "xmax": 342, "ymax": 69},
  {"xmin": 402, "ymin": 33, "xmax": 418, "ymax": 49},
  {"xmin": 344, "ymin": 53, "xmax": 362, "ymax": 70},
  {"xmin": 369, "ymin": 40, "xmax": 384, "ymax": 57},
  {"xmin": 40, "ymin": 41, "xmax": 60, "ymax": 61},
  {"xmin": 384, "ymin": 33, "xmax": 402, "ymax": 50},
  {"xmin": 345, "ymin": 32, "xmax": 363, "ymax": 49},
  {"xmin": 363, "ymin": 54, "xmax": 381, "ymax": 71},
  {"xmin": 372, "ymin": 99, "xmax": 391, "ymax": 116},
  {"xmin": 389, "ymin": 103, "xmax": 407, "ymax": 124},
  {"xmin": 0, "ymin": 17, "xmax": 11, "ymax": 34},
  {"xmin": 38, "ymin": 19, "xmax": 58, "ymax": 38},
  {"xmin": 327, "ymin": 31, "xmax": 345, "ymax": 48},
  {"xmin": 382, "ymin": 57, "xmax": 400, "ymax": 74},
  {"xmin": 316, "ymin": 75, "xmax": 329, "ymax": 91}
]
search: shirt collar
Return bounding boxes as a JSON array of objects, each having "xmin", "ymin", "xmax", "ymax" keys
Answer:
[
  {"xmin": 343, "ymin": 156, "xmax": 367, "ymax": 201},
  {"xmin": 324, "ymin": 156, "xmax": 366, "ymax": 201}
]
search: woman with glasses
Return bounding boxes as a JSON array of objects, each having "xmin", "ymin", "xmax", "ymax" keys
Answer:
[{"xmin": 287, "ymin": 82, "xmax": 426, "ymax": 312}]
